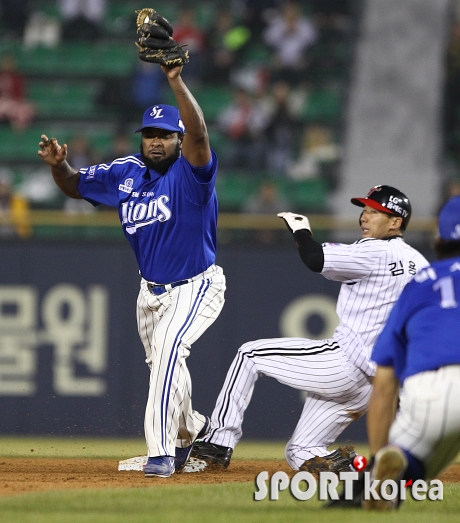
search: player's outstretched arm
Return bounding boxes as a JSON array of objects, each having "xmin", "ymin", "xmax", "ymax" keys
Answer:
[
  {"xmin": 38, "ymin": 134, "xmax": 81, "ymax": 199},
  {"xmin": 278, "ymin": 212, "xmax": 324, "ymax": 272},
  {"xmin": 367, "ymin": 366, "xmax": 399, "ymax": 455},
  {"xmin": 277, "ymin": 212, "xmax": 312, "ymax": 234},
  {"xmin": 161, "ymin": 65, "xmax": 210, "ymax": 167}
]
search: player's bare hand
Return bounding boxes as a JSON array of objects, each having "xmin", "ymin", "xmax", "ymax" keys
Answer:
[
  {"xmin": 161, "ymin": 64, "xmax": 183, "ymax": 80},
  {"xmin": 277, "ymin": 212, "xmax": 312, "ymax": 234},
  {"xmin": 38, "ymin": 134, "xmax": 68, "ymax": 167}
]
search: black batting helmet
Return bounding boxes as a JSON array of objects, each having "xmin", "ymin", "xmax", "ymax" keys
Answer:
[{"xmin": 351, "ymin": 185, "xmax": 412, "ymax": 230}]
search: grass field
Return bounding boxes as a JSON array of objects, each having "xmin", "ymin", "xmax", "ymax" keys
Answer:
[{"xmin": 0, "ymin": 437, "xmax": 459, "ymax": 523}]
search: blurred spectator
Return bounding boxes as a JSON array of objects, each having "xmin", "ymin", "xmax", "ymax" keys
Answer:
[
  {"xmin": 446, "ymin": 179, "xmax": 460, "ymax": 199},
  {"xmin": 263, "ymin": 0, "xmax": 318, "ymax": 84},
  {"xmin": 261, "ymin": 80, "xmax": 304, "ymax": 176},
  {"xmin": 243, "ymin": 179, "xmax": 290, "ymax": 213},
  {"xmin": 204, "ymin": 9, "xmax": 252, "ymax": 85},
  {"xmin": 16, "ymin": 167, "xmax": 62, "ymax": 209},
  {"xmin": 23, "ymin": 12, "xmax": 61, "ymax": 49},
  {"xmin": 239, "ymin": 0, "xmax": 278, "ymax": 40},
  {"xmin": 230, "ymin": 64, "xmax": 270, "ymax": 95},
  {"xmin": 66, "ymin": 134, "xmax": 98, "ymax": 169},
  {"xmin": 0, "ymin": 54, "xmax": 35, "ymax": 131},
  {"xmin": 173, "ymin": 6, "xmax": 206, "ymax": 86},
  {"xmin": 217, "ymin": 87, "xmax": 268, "ymax": 171},
  {"xmin": 287, "ymin": 124, "xmax": 341, "ymax": 189},
  {"xmin": 443, "ymin": 20, "xmax": 460, "ymax": 144},
  {"xmin": 63, "ymin": 135, "xmax": 98, "ymax": 214},
  {"xmin": 59, "ymin": 0, "xmax": 107, "ymax": 41},
  {"xmin": 98, "ymin": 61, "xmax": 166, "ymax": 126},
  {"xmin": 96, "ymin": 73, "xmax": 129, "ymax": 114},
  {"xmin": 0, "ymin": 168, "xmax": 30, "ymax": 239},
  {"xmin": 0, "ymin": 0, "xmax": 30, "ymax": 40},
  {"xmin": 243, "ymin": 180, "xmax": 290, "ymax": 244},
  {"xmin": 102, "ymin": 133, "xmax": 133, "ymax": 164},
  {"xmin": 310, "ymin": 0, "xmax": 352, "ymax": 34},
  {"xmin": 129, "ymin": 62, "xmax": 166, "ymax": 116}
]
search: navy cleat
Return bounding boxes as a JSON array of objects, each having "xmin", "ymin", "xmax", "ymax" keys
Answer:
[
  {"xmin": 175, "ymin": 416, "xmax": 211, "ymax": 472},
  {"xmin": 144, "ymin": 456, "xmax": 175, "ymax": 478},
  {"xmin": 190, "ymin": 441, "xmax": 233, "ymax": 468}
]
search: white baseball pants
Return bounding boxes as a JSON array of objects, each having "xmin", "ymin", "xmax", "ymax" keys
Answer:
[
  {"xmin": 137, "ymin": 264, "xmax": 226, "ymax": 458},
  {"xmin": 389, "ymin": 365, "xmax": 460, "ymax": 479},
  {"xmin": 204, "ymin": 337, "xmax": 371, "ymax": 469}
]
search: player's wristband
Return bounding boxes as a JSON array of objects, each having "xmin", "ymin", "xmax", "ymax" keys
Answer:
[{"xmin": 294, "ymin": 230, "xmax": 324, "ymax": 272}]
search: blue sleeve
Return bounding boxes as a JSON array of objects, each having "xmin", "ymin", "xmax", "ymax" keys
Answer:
[
  {"xmin": 191, "ymin": 151, "xmax": 217, "ymax": 183},
  {"xmin": 180, "ymin": 150, "xmax": 218, "ymax": 205},
  {"xmin": 77, "ymin": 162, "xmax": 120, "ymax": 208}
]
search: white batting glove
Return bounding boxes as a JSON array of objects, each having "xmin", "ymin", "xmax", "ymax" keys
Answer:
[{"xmin": 277, "ymin": 212, "xmax": 312, "ymax": 234}]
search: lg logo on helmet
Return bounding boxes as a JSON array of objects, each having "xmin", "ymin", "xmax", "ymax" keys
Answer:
[
  {"xmin": 388, "ymin": 195, "xmax": 409, "ymax": 217},
  {"xmin": 389, "ymin": 195, "xmax": 401, "ymax": 204}
]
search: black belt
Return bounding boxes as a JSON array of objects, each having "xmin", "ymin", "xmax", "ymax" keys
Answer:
[{"xmin": 147, "ymin": 279, "xmax": 189, "ymax": 296}]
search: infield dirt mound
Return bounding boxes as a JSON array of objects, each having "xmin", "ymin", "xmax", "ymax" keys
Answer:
[{"xmin": 1, "ymin": 459, "xmax": 459, "ymax": 497}]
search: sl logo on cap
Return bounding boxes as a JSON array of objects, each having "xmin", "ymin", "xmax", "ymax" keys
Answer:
[
  {"xmin": 452, "ymin": 224, "xmax": 460, "ymax": 240},
  {"xmin": 150, "ymin": 106, "xmax": 164, "ymax": 119}
]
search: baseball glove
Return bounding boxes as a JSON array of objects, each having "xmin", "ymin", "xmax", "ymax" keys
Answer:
[
  {"xmin": 323, "ymin": 457, "xmax": 375, "ymax": 509},
  {"xmin": 135, "ymin": 7, "xmax": 189, "ymax": 66}
]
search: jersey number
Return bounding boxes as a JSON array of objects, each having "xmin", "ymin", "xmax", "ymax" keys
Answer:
[{"xmin": 433, "ymin": 276, "xmax": 458, "ymax": 309}]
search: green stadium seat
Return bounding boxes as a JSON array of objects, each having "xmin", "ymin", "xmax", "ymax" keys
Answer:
[
  {"xmin": 302, "ymin": 89, "xmax": 342, "ymax": 123},
  {"xmin": 104, "ymin": 0, "xmax": 137, "ymax": 34},
  {"xmin": 216, "ymin": 173, "xmax": 258, "ymax": 212},
  {"xmin": 163, "ymin": 86, "xmax": 233, "ymax": 122},
  {"xmin": 194, "ymin": 3, "xmax": 218, "ymax": 29},
  {"xmin": 0, "ymin": 126, "xmax": 43, "ymax": 161},
  {"xmin": 310, "ymin": 40, "xmax": 352, "ymax": 63},
  {"xmin": 28, "ymin": 80, "xmax": 100, "ymax": 118},
  {"xmin": 89, "ymin": 131, "xmax": 115, "ymax": 153},
  {"xmin": 208, "ymin": 128, "xmax": 229, "ymax": 157},
  {"xmin": 95, "ymin": 42, "xmax": 136, "ymax": 76},
  {"xmin": 0, "ymin": 41, "xmax": 19, "ymax": 56},
  {"xmin": 215, "ymin": 174, "xmax": 329, "ymax": 214},
  {"xmin": 16, "ymin": 46, "xmax": 60, "ymax": 75},
  {"xmin": 0, "ymin": 125, "xmax": 116, "ymax": 162},
  {"xmin": 32, "ymin": 0, "xmax": 59, "ymax": 17},
  {"xmin": 286, "ymin": 178, "xmax": 329, "ymax": 212},
  {"xmin": 241, "ymin": 42, "xmax": 271, "ymax": 65},
  {"xmin": 16, "ymin": 42, "xmax": 135, "ymax": 78},
  {"xmin": 192, "ymin": 86, "xmax": 233, "ymax": 121}
]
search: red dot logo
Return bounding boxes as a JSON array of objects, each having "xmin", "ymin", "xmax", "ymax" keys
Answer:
[{"xmin": 352, "ymin": 455, "xmax": 367, "ymax": 472}]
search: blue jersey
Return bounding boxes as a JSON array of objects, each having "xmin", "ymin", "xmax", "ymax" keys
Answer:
[
  {"xmin": 77, "ymin": 151, "xmax": 219, "ymax": 283},
  {"xmin": 372, "ymin": 256, "xmax": 460, "ymax": 383}
]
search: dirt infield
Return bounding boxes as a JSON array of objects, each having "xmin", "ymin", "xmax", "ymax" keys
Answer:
[
  {"xmin": 0, "ymin": 459, "xmax": 289, "ymax": 496},
  {"xmin": 0, "ymin": 459, "xmax": 459, "ymax": 497}
]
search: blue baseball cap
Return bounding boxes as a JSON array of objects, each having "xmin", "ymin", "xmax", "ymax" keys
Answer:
[
  {"xmin": 438, "ymin": 195, "xmax": 460, "ymax": 240},
  {"xmin": 135, "ymin": 104, "xmax": 185, "ymax": 134}
]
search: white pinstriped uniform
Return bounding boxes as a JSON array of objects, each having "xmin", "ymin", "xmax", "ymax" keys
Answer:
[
  {"xmin": 322, "ymin": 238, "xmax": 428, "ymax": 377},
  {"xmin": 204, "ymin": 237, "xmax": 428, "ymax": 469},
  {"xmin": 137, "ymin": 264, "xmax": 226, "ymax": 458}
]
